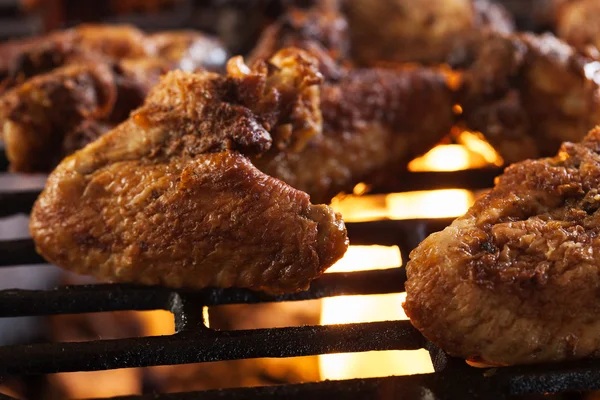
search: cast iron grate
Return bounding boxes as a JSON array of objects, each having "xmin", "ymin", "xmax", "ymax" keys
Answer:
[{"xmin": 1, "ymin": 157, "xmax": 599, "ymax": 400}]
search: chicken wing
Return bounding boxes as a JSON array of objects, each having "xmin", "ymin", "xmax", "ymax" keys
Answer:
[
  {"xmin": 0, "ymin": 24, "xmax": 225, "ymax": 80},
  {"xmin": 405, "ymin": 126, "xmax": 600, "ymax": 365},
  {"xmin": 247, "ymin": 6, "xmax": 351, "ymax": 80},
  {"xmin": 344, "ymin": 0, "xmax": 514, "ymax": 66},
  {"xmin": 0, "ymin": 25, "xmax": 227, "ymax": 172},
  {"xmin": 247, "ymin": 10, "xmax": 455, "ymax": 202},
  {"xmin": 457, "ymin": 30, "xmax": 600, "ymax": 163},
  {"xmin": 1, "ymin": 63, "xmax": 118, "ymax": 172},
  {"xmin": 252, "ymin": 65, "xmax": 456, "ymax": 203},
  {"xmin": 30, "ymin": 49, "xmax": 348, "ymax": 294}
]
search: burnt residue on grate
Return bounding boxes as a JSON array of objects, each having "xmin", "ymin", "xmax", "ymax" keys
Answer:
[{"xmin": 2, "ymin": 158, "xmax": 600, "ymax": 400}]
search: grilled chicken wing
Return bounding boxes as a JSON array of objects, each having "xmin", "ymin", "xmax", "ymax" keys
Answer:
[
  {"xmin": 0, "ymin": 25, "xmax": 226, "ymax": 172},
  {"xmin": 0, "ymin": 24, "xmax": 225, "ymax": 80},
  {"xmin": 1, "ymin": 63, "xmax": 117, "ymax": 172},
  {"xmin": 248, "ymin": 10, "xmax": 455, "ymax": 202},
  {"xmin": 253, "ymin": 65, "xmax": 455, "ymax": 203},
  {"xmin": 457, "ymin": 30, "xmax": 600, "ymax": 163},
  {"xmin": 248, "ymin": 6, "xmax": 351, "ymax": 80},
  {"xmin": 344, "ymin": 0, "xmax": 514, "ymax": 66},
  {"xmin": 405, "ymin": 126, "xmax": 600, "ymax": 365},
  {"xmin": 30, "ymin": 49, "xmax": 348, "ymax": 294}
]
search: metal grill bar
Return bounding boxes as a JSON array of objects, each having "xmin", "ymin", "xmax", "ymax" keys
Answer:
[
  {"xmin": 2, "ymin": 162, "xmax": 600, "ymax": 399},
  {"xmin": 0, "ymin": 268, "xmax": 407, "ymax": 317},
  {"xmin": 106, "ymin": 358, "xmax": 600, "ymax": 400},
  {"xmin": 0, "ymin": 238, "xmax": 45, "ymax": 266},
  {"xmin": 0, "ymin": 321, "xmax": 423, "ymax": 375}
]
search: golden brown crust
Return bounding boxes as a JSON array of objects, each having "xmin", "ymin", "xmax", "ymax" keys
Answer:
[
  {"xmin": 248, "ymin": 7, "xmax": 350, "ymax": 80},
  {"xmin": 405, "ymin": 126, "xmax": 600, "ymax": 365},
  {"xmin": 30, "ymin": 49, "xmax": 348, "ymax": 294},
  {"xmin": 0, "ymin": 25, "xmax": 227, "ymax": 172},
  {"xmin": 1, "ymin": 63, "xmax": 117, "ymax": 172},
  {"xmin": 253, "ymin": 66, "xmax": 455, "ymax": 203},
  {"xmin": 31, "ymin": 152, "xmax": 346, "ymax": 293}
]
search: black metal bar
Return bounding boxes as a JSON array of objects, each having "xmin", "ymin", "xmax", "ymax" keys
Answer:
[
  {"xmin": 197, "ymin": 268, "xmax": 407, "ymax": 306},
  {"xmin": 0, "ymin": 268, "xmax": 407, "ymax": 317},
  {"xmin": 110, "ymin": 371, "xmax": 507, "ymax": 400},
  {"xmin": 0, "ymin": 218, "xmax": 452, "ymax": 267},
  {"xmin": 499, "ymin": 358, "xmax": 600, "ymax": 396},
  {"xmin": 346, "ymin": 219, "xmax": 453, "ymax": 248},
  {"xmin": 0, "ymin": 191, "xmax": 39, "ymax": 218},
  {"xmin": 0, "ymin": 217, "xmax": 454, "ymax": 269},
  {"xmin": 0, "ymin": 320, "xmax": 424, "ymax": 375},
  {"xmin": 0, "ymin": 239, "xmax": 45, "ymax": 266},
  {"xmin": 0, "ymin": 151, "xmax": 7, "ymax": 172},
  {"xmin": 112, "ymin": 359, "xmax": 600, "ymax": 400},
  {"xmin": 0, "ymin": 285, "xmax": 180, "ymax": 317},
  {"xmin": 369, "ymin": 168, "xmax": 500, "ymax": 194}
]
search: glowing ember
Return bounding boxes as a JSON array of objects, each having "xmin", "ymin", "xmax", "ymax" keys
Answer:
[
  {"xmin": 331, "ymin": 189, "xmax": 474, "ymax": 222},
  {"xmin": 409, "ymin": 130, "xmax": 503, "ymax": 172},
  {"xmin": 319, "ymin": 246, "xmax": 433, "ymax": 379},
  {"xmin": 386, "ymin": 189, "xmax": 474, "ymax": 220},
  {"xmin": 409, "ymin": 144, "xmax": 474, "ymax": 171},
  {"xmin": 457, "ymin": 130, "xmax": 504, "ymax": 166}
]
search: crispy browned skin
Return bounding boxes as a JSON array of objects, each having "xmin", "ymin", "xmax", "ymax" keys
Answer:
[
  {"xmin": 30, "ymin": 49, "xmax": 348, "ymax": 294},
  {"xmin": 248, "ymin": 6, "xmax": 350, "ymax": 80},
  {"xmin": 0, "ymin": 24, "xmax": 226, "ymax": 81},
  {"xmin": 1, "ymin": 63, "xmax": 117, "ymax": 172},
  {"xmin": 405, "ymin": 126, "xmax": 600, "ymax": 365},
  {"xmin": 0, "ymin": 59, "xmax": 169, "ymax": 172},
  {"xmin": 344, "ymin": 0, "xmax": 514, "ymax": 66},
  {"xmin": 248, "ymin": 10, "xmax": 455, "ymax": 202},
  {"xmin": 458, "ymin": 30, "xmax": 600, "ymax": 163},
  {"xmin": 253, "ymin": 65, "xmax": 455, "ymax": 203},
  {"xmin": 0, "ymin": 25, "xmax": 227, "ymax": 172},
  {"xmin": 557, "ymin": 0, "xmax": 600, "ymax": 55}
]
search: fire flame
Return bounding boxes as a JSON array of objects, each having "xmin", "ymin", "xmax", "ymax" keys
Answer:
[
  {"xmin": 318, "ymin": 246, "xmax": 434, "ymax": 379},
  {"xmin": 409, "ymin": 130, "xmax": 503, "ymax": 172},
  {"xmin": 319, "ymin": 135, "xmax": 491, "ymax": 381}
]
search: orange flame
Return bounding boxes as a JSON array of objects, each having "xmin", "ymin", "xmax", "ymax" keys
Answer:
[{"xmin": 320, "ymin": 138, "xmax": 490, "ymax": 381}]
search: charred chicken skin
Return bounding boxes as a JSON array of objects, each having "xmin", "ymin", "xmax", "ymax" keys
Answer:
[
  {"xmin": 246, "ymin": 8, "xmax": 455, "ymax": 202},
  {"xmin": 30, "ymin": 49, "xmax": 348, "ymax": 294},
  {"xmin": 0, "ymin": 24, "xmax": 226, "ymax": 172},
  {"xmin": 252, "ymin": 64, "xmax": 456, "ymax": 203},
  {"xmin": 405, "ymin": 126, "xmax": 600, "ymax": 365}
]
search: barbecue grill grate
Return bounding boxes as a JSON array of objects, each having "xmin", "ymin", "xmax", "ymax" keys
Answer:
[{"xmin": 1, "ymin": 156, "xmax": 600, "ymax": 400}]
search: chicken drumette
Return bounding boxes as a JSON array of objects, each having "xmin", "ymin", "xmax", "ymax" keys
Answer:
[
  {"xmin": 0, "ymin": 24, "xmax": 226, "ymax": 172},
  {"xmin": 405, "ymin": 126, "xmax": 600, "ymax": 365}
]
